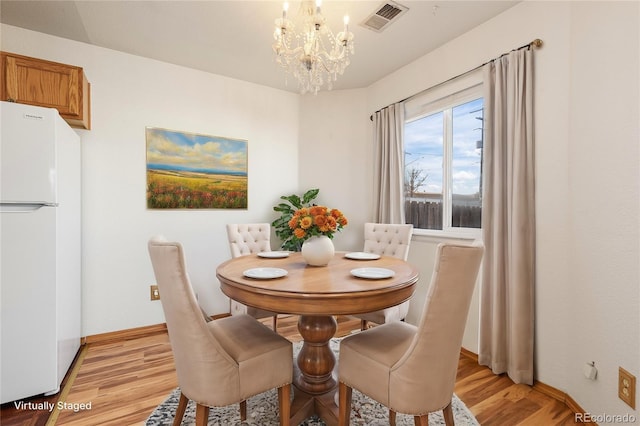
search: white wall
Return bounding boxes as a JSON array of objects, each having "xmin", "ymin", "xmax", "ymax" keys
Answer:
[
  {"xmin": 298, "ymin": 89, "xmax": 370, "ymax": 252},
  {"xmin": 1, "ymin": 24, "xmax": 300, "ymax": 335},
  {"xmin": 299, "ymin": 0, "xmax": 639, "ymax": 420},
  {"xmin": 566, "ymin": 2, "xmax": 640, "ymax": 418}
]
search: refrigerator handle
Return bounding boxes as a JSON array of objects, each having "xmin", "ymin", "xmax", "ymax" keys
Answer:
[{"xmin": 0, "ymin": 202, "xmax": 58, "ymax": 213}]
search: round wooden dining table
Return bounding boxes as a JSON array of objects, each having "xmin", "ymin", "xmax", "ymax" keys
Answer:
[{"xmin": 216, "ymin": 251, "xmax": 419, "ymax": 426}]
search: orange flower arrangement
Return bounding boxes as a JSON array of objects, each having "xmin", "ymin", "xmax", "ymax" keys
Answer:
[{"xmin": 288, "ymin": 205, "xmax": 348, "ymax": 242}]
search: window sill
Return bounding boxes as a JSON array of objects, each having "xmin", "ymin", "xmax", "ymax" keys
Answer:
[{"xmin": 411, "ymin": 228, "xmax": 481, "ymax": 244}]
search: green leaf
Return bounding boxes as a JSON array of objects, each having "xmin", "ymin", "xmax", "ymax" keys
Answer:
[
  {"xmin": 273, "ymin": 203, "xmax": 294, "ymax": 213},
  {"xmin": 271, "ymin": 188, "xmax": 321, "ymax": 252},
  {"xmin": 271, "ymin": 218, "xmax": 286, "ymax": 228},
  {"xmin": 302, "ymin": 188, "xmax": 320, "ymax": 204},
  {"xmin": 281, "ymin": 194, "xmax": 302, "ymax": 209}
]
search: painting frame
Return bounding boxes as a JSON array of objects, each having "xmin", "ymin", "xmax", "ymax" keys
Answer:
[{"xmin": 145, "ymin": 127, "xmax": 248, "ymax": 209}]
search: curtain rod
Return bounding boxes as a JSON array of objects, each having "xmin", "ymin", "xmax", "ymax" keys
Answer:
[{"xmin": 369, "ymin": 38, "xmax": 543, "ymax": 121}]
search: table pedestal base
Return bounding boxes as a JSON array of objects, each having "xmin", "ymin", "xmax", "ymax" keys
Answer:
[
  {"xmin": 290, "ymin": 387, "xmax": 339, "ymax": 426},
  {"xmin": 290, "ymin": 315, "xmax": 339, "ymax": 426}
]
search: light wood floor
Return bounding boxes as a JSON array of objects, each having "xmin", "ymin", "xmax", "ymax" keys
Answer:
[{"xmin": 1, "ymin": 315, "xmax": 578, "ymax": 425}]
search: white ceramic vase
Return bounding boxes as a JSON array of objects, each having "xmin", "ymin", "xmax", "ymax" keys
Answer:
[{"xmin": 301, "ymin": 235, "xmax": 335, "ymax": 266}]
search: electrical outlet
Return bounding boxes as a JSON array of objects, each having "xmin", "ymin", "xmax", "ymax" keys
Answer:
[
  {"xmin": 618, "ymin": 367, "xmax": 636, "ymax": 409},
  {"xmin": 150, "ymin": 285, "xmax": 160, "ymax": 301}
]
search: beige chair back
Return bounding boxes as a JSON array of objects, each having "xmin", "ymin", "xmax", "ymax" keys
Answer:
[
  {"xmin": 225, "ymin": 224, "xmax": 279, "ymax": 324},
  {"xmin": 148, "ymin": 237, "xmax": 239, "ymax": 405},
  {"xmin": 356, "ymin": 223, "xmax": 414, "ymax": 329},
  {"xmin": 226, "ymin": 223, "xmax": 271, "ymax": 258},
  {"xmin": 363, "ymin": 223, "xmax": 413, "ymax": 261},
  {"xmin": 389, "ymin": 243, "xmax": 484, "ymax": 414}
]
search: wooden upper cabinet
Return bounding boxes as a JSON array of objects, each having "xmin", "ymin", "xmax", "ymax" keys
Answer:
[{"xmin": 1, "ymin": 52, "xmax": 91, "ymax": 129}]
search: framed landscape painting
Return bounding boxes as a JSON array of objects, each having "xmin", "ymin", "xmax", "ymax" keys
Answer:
[{"xmin": 146, "ymin": 127, "xmax": 248, "ymax": 209}]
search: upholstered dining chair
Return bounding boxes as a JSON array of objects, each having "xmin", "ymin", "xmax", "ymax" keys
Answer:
[
  {"xmin": 354, "ymin": 222, "xmax": 414, "ymax": 330},
  {"xmin": 338, "ymin": 242, "xmax": 484, "ymax": 426},
  {"xmin": 226, "ymin": 223, "xmax": 279, "ymax": 330},
  {"xmin": 148, "ymin": 236, "xmax": 293, "ymax": 426}
]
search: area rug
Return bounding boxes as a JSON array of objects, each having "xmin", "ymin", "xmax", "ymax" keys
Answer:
[{"xmin": 146, "ymin": 339, "xmax": 479, "ymax": 426}]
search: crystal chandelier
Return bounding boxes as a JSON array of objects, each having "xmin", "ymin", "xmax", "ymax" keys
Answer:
[{"xmin": 273, "ymin": 1, "xmax": 355, "ymax": 94}]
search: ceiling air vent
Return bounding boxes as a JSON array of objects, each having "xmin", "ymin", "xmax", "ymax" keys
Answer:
[{"xmin": 361, "ymin": 1, "xmax": 408, "ymax": 33}]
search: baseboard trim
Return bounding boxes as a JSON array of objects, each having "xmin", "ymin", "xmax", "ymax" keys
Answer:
[
  {"xmin": 83, "ymin": 323, "xmax": 167, "ymax": 345},
  {"xmin": 532, "ymin": 381, "xmax": 596, "ymax": 424},
  {"xmin": 531, "ymin": 380, "xmax": 566, "ymax": 402},
  {"xmin": 82, "ymin": 314, "xmax": 235, "ymax": 345},
  {"xmin": 460, "ymin": 347, "xmax": 478, "ymax": 362},
  {"xmin": 210, "ymin": 313, "xmax": 232, "ymax": 321},
  {"xmin": 460, "ymin": 348, "xmax": 594, "ymax": 424},
  {"xmin": 45, "ymin": 344, "xmax": 88, "ymax": 426},
  {"xmin": 565, "ymin": 396, "xmax": 597, "ymax": 425}
]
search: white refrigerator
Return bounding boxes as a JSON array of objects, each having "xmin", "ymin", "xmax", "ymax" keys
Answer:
[{"xmin": 0, "ymin": 101, "xmax": 81, "ymax": 404}]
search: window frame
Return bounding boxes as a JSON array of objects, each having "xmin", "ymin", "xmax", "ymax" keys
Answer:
[{"xmin": 403, "ymin": 71, "xmax": 483, "ymax": 239}]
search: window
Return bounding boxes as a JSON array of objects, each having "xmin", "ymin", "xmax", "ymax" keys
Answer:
[{"xmin": 403, "ymin": 81, "xmax": 483, "ymax": 234}]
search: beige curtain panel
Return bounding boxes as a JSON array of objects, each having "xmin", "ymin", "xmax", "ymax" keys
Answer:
[
  {"xmin": 372, "ymin": 103, "xmax": 405, "ymax": 224},
  {"xmin": 479, "ymin": 48, "xmax": 535, "ymax": 385}
]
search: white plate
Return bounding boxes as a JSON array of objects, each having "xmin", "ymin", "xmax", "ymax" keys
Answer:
[
  {"xmin": 243, "ymin": 267, "xmax": 288, "ymax": 279},
  {"xmin": 350, "ymin": 267, "xmax": 395, "ymax": 279},
  {"xmin": 344, "ymin": 252, "xmax": 381, "ymax": 260},
  {"xmin": 257, "ymin": 251, "xmax": 290, "ymax": 259}
]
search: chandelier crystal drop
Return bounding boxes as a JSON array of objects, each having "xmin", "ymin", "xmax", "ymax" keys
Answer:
[{"xmin": 273, "ymin": 0, "xmax": 355, "ymax": 94}]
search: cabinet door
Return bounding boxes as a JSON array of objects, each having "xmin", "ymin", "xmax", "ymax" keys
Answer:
[{"xmin": 1, "ymin": 52, "xmax": 90, "ymax": 129}]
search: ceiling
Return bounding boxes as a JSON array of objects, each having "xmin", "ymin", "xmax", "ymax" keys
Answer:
[{"xmin": 0, "ymin": 0, "xmax": 518, "ymax": 93}]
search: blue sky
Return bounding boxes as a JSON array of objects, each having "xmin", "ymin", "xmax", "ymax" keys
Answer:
[
  {"xmin": 146, "ymin": 127, "xmax": 247, "ymax": 173},
  {"xmin": 404, "ymin": 98, "xmax": 483, "ymax": 195}
]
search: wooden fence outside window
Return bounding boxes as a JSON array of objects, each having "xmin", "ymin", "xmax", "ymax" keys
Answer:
[{"xmin": 405, "ymin": 200, "xmax": 481, "ymax": 229}]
